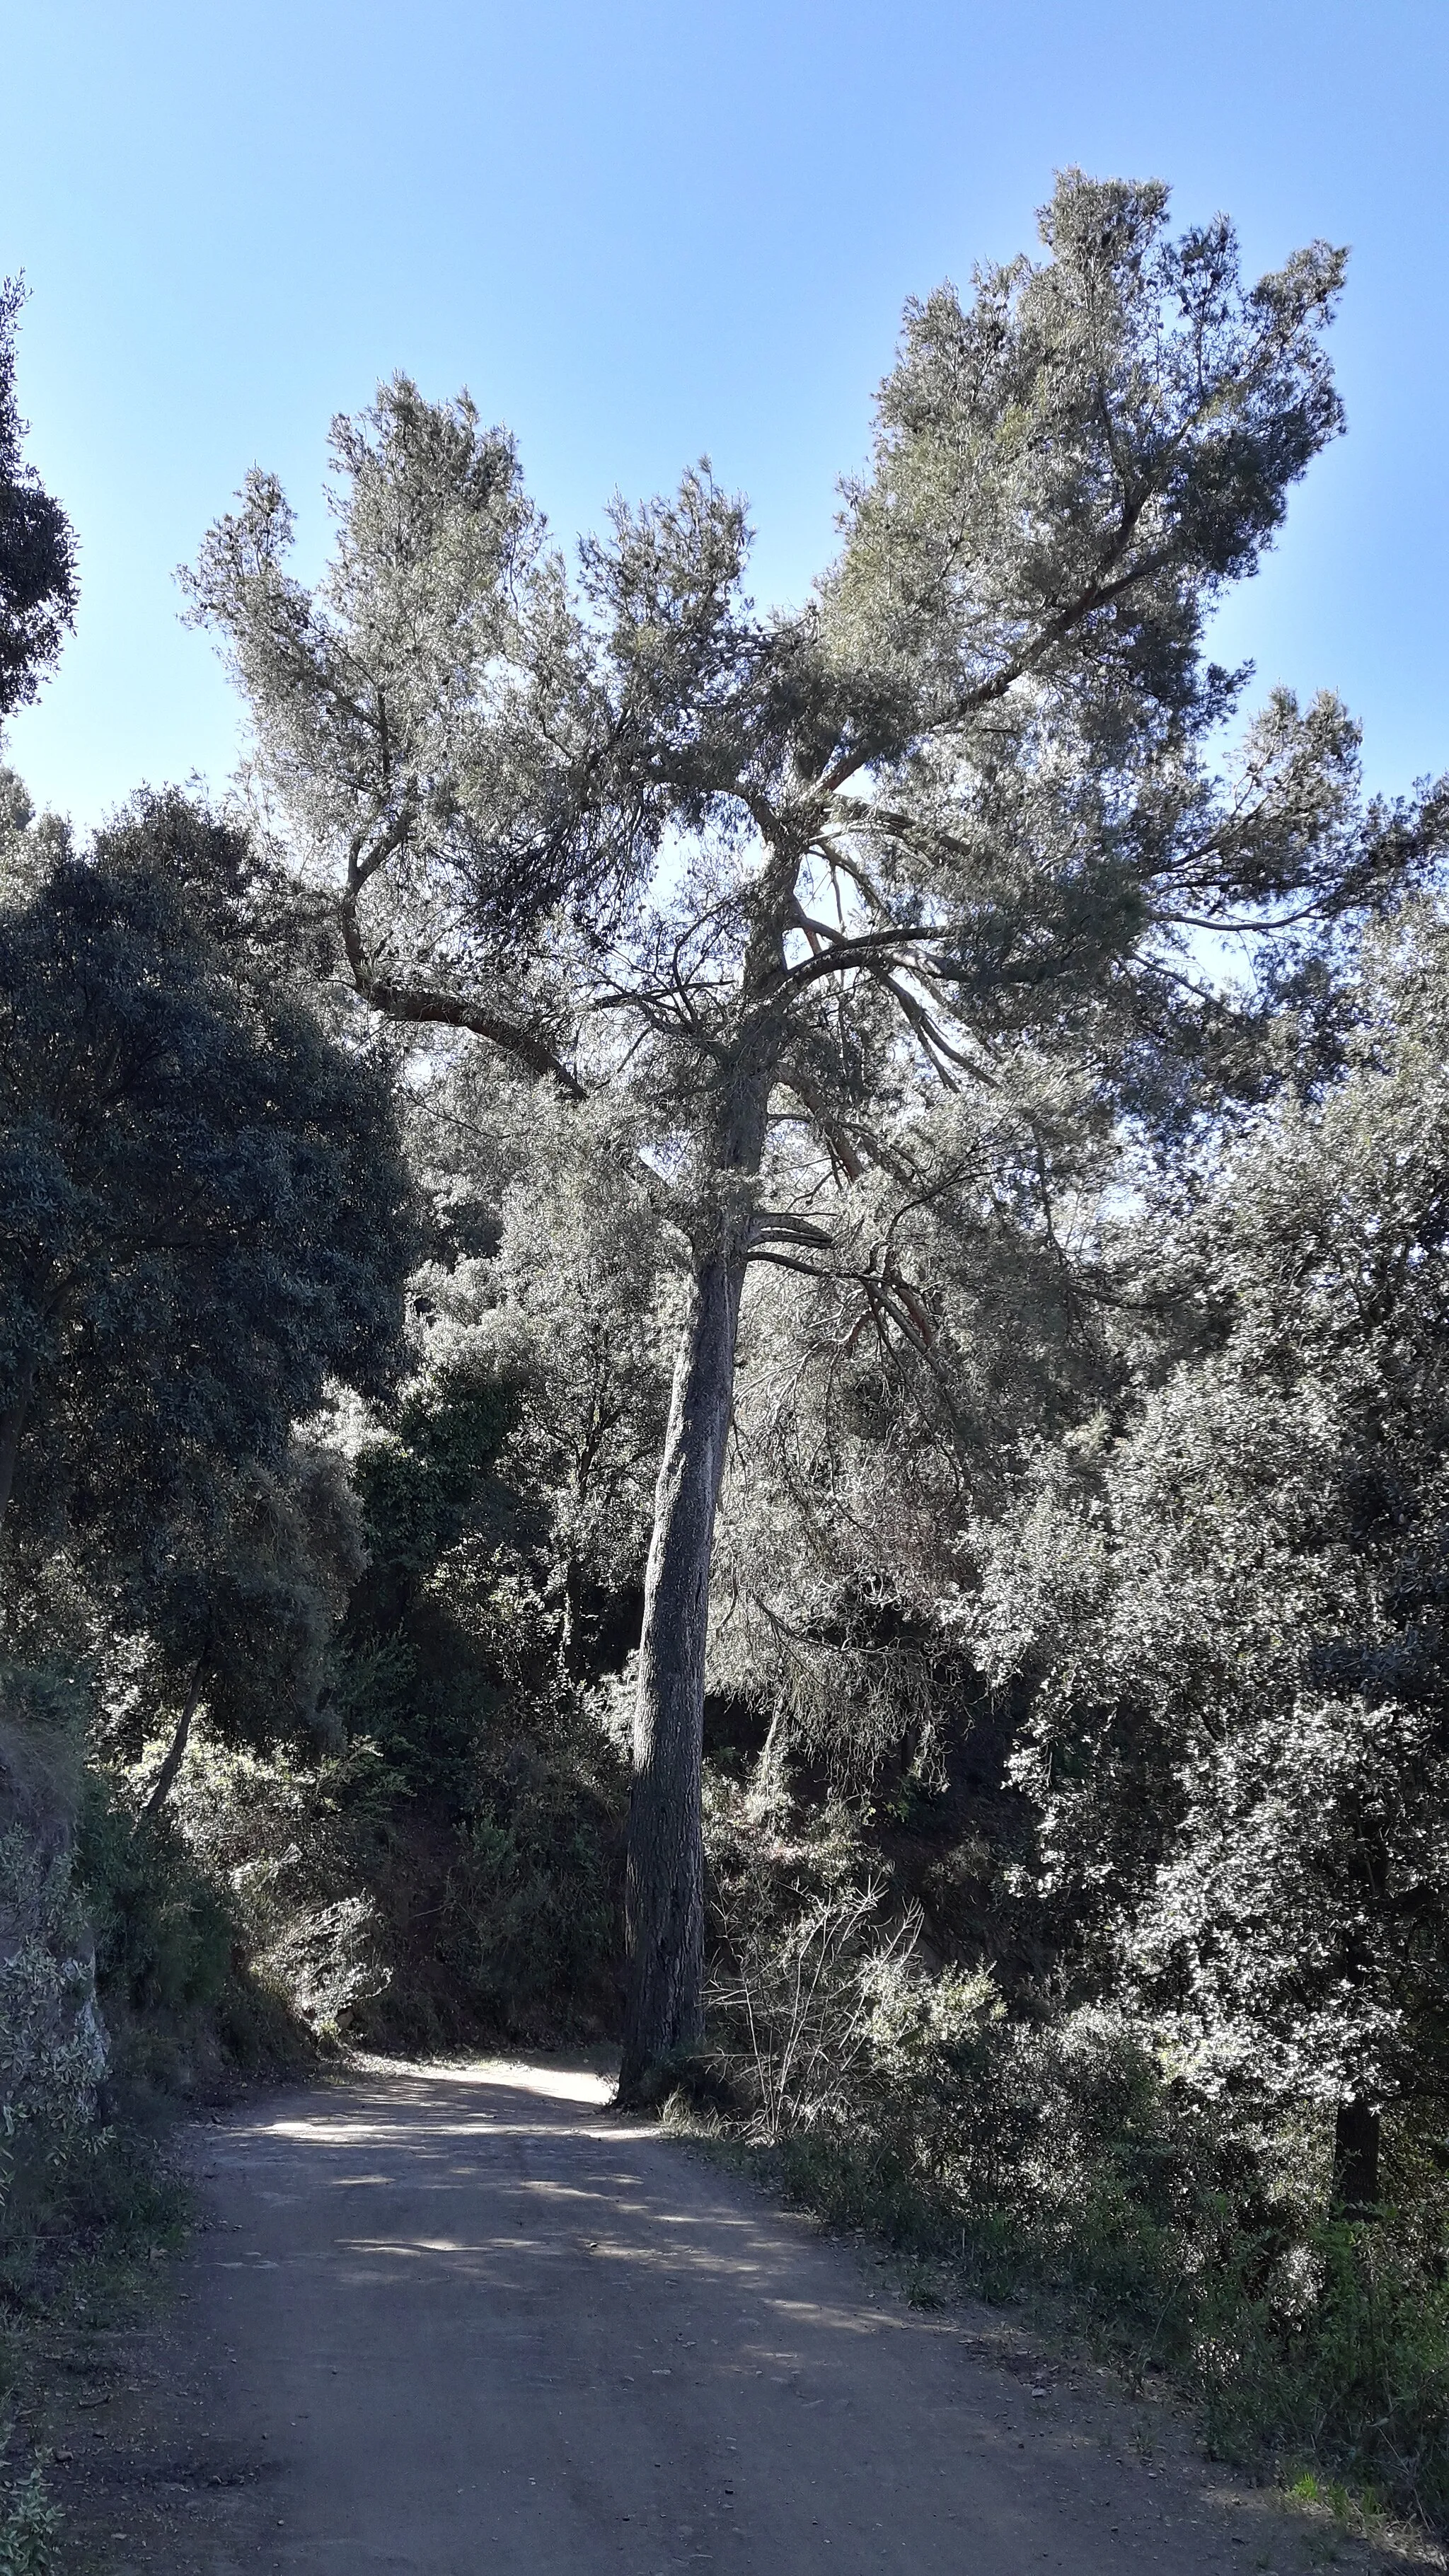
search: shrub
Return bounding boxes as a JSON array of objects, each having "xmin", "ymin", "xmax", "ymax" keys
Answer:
[
  {"xmin": 432, "ymin": 1716, "xmax": 625, "ymax": 2040},
  {"xmin": 699, "ymin": 1805, "xmax": 1449, "ymax": 2531},
  {"xmin": 0, "ymin": 2467, "xmax": 62, "ymax": 2576},
  {"xmin": 708, "ymin": 1879, "xmax": 923, "ymax": 2142},
  {"xmin": 75, "ymin": 1770, "xmax": 309, "ymax": 2098},
  {"xmin": 0, "ymin": 1829, "xmax": 106, "ymax": 2143},
  {"xmin": 158, "ymin": 1691, "xmax": 625, "ymax": 2051},
  {"xmin": 763, "ymin": 1986, "xmax": 1449, "ymax": 2528},
  {"xmin": 0, "ymin": 1673, "xmax": 107, "ymax": 2142}
]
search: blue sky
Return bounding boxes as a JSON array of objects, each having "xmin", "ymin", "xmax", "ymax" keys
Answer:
[{"xmin": 2, "ymin": 0, "xmax": 1445, "ymax": 826}]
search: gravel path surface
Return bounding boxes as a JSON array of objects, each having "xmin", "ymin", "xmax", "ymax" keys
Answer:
[{"xmin": 59, "ymin": 2059, "xmax": 1418, "ymax": 2573}]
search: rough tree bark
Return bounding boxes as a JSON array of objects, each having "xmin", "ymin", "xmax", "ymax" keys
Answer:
[
  {"xmin": 618, "ymin": 1248, "xmax": 746, "ymax": 2098},
  {"xmin": 616, "ymin": 885, "xmax": 790, "ymax": 2099}
]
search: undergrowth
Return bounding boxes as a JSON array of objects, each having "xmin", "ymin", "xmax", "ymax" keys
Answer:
[
  {"xmin": 0, "ymin": 2121, "xmax": 192, "ymax": 2403},
  {"xmin": 688, "ymin": 1835, "xmax": 1449, "ymax": 2544},
  {"xmin": 0, "ymin": 2119, "xmax": 192, "ymax": 2576},
  {"xmin": 0, "ymin": 2462, "xmax": 64, "ymax": 2575},
  {"xmin": 0, "ymin": 1762, "xmax": 302, "ymax": 2566},
  {"xmin": 758, "ymin": 2115, "xmax": 1449, "ymax": 2532},
  {"xmin": 79, "ymin": 1777, "xmax": 313, "ymax": 2106}
]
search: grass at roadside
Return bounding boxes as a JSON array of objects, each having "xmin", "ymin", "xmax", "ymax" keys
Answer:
[
  {"xmin": 664, "ymin": 2091, "xmax": 1449, "ymax": 2565},
  {"xmin": 676, "ymin": 1856, "xmax": 1449, "ymax": 2558},
  {"xmin": 0, "ymin": 2122, "xmax": 192, "ymax": 2574}
]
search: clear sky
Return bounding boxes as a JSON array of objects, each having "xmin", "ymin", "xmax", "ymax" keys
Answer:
[{"xmin": 2, "ymin": 0, "xmax": 1445, "ymax": 826}]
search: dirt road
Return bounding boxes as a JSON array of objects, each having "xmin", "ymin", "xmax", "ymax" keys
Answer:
[{"xmin": 64, "ymin": 2060, "xmax": 1406, "ymax": 2573}]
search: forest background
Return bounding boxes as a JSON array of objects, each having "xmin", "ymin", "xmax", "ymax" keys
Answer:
[{"xmin": 4, "ymin": 0, "xmax": 1449, "ymax": 2555}]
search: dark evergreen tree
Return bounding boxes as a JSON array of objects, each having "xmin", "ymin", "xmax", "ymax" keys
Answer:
[
  {"xmin": 0, "ymin": 279, "xmax": 78, "ymax": 715},
  {"xmin": 0, "ymin": 788, "xmax": 415, "ymax": 1597}
]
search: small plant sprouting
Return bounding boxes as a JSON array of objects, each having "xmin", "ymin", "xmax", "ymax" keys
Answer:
[{"xmin": 0, "ymin": 2464, "xmax": 63, "ymax": 2576}]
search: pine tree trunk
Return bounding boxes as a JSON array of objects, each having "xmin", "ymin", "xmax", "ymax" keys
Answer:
[
  {"xmin": 616, "ymin": 857, "xmax": 790, "ymax": 2101},
  {"xmin": 618, "ymin": 1248, "xmax": 744, "ymax": 2100},
  {"xmin": 1332, "ymin": 2098, "xmax": 1381, "ymax": 2219}
]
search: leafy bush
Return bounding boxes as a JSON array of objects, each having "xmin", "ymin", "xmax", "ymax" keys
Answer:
[
  {"xmin": 76, "ymin": 1772, "xmax": 308, "ymax": 2098},
  {"xmin": 419, "ymin": 1680, "xmax": 625, "ymax": 2040},
  {"xmin": 696, "ymin": 1784, "xmax": 1449, "ymax": 2529},
  {"xmin": 166, "ymin": 1736, "xmax": 387, "ymax": 2040},
  {"xmin": 0, "ymin": 1829, "xmax": 106, "ymax": 2143},
  {"xmin": 79, "ymin": 1794, "xmax": 231, "ymax": 2021},
  {"xmin": 0, "ymin": 1672, "xmax": 106, "ymax": 2142},
  {"xmin": 746, "ymin": 1977, "xmax": 1449, "ymax": 2529},
  {"xmin": 0, "ymin": 2110, "xmax": 188, "ymax": 2335},
  {"xmin": 0, "ymin": 2467, "xmax": 62, "ymax": 2576},
  {"xmin": 163, "ymin": 1690, "xmax": 625, "ymax": 2051}
]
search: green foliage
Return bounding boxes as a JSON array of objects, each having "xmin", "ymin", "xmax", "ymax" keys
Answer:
[
  {"xmin": 695, "ymin": 1776, "xmax": 1449, "ymax": 2529},
  {"xmin": 283, "ymin": 1337, "xmax": 627, "ymax": 2046},
  {"xmin": 0, "ymin": 2466, "xmax": 62, "ymax": 2576},
  {"xmin": 972, "ymin": 902, "xmax": 1449, "ymax": 2116},
  {"xmin": 339, "ymin": 1354, "xmax": 528, "ymax": 1797},
  {"xmin": 185, "ymin": 173, "xmax": 1413, "ymax": 1439},
  {"xmin": 190, "ymin": 165, "xmax": 1448, "ymax": 2086},
  {"xmin": 175, "ymin": 1443, "xmax": 366, "ymax": 1762},
  {"xmin": 352, "ymin": 1360, "xmax": 521, "ymax": 1595},
  {"xmin": 465, "ymin": 1083, "xmax": 673, "ymax": 1668},
  {"xmin": 79, "ymin": 1790, "xmax": 232, "ymax": 2022},
  {"xmin": 151, "ymin": 1388, "xmax": 629, "ymax": 2052},
  {"xmin": 828, "ymin": 178, "xmax": 1345, "ymax": 735},
  {"xmin": 431, "ymin": 1709, "xmax": 625, "ymax": 2039},
  {"xmin": 0, "ymin": 1664, "xmax": 104, "ymax": 2142},
  {"xmin": 166, "ymin": 1738, "xmax": 390, "ymax": 2038},
  {"xmin": 0, "ymin": 787, "xmax": 413, "ymax": 1583},
  {"xmin": 0, "ymin": 277, "xmax": 77, "ymax": 719},
  {"xmin": 166, "ymin": 1698, "xmax": 628, "ymax": 2053},
  {"xmin": 745, "ymin": 1990, "xmax": 1449, "ymax": 2529},
  {"xmin": 0, "ymin": 2103, "xmax": 189, "ymax": 2433},
  {"xmin": 0, "ymin": 1827, "xmax": 105, "ymax": 2142},
  {"xmin": 75, "ymin": 1775, "xmax": 307, "ymax": 2098}
]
